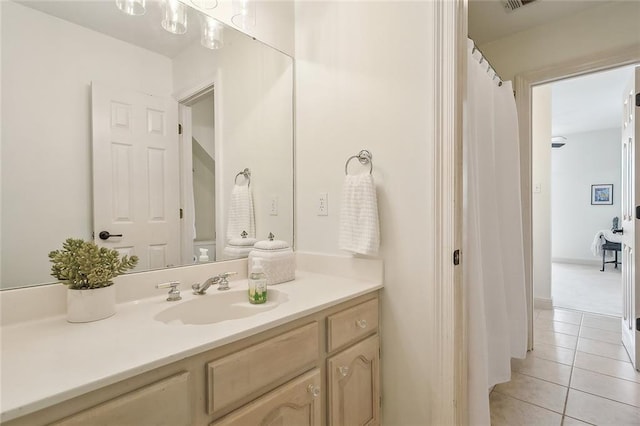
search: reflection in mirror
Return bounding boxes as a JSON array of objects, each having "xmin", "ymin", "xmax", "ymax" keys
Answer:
[{"xmin": 0, "ymin": 0, "xmax": 293, "ymax": 290}]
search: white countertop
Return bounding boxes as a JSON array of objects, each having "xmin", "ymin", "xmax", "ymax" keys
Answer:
[{"xmin": 0, "ymin": 270, "xmax": 382, "ymax": 422}]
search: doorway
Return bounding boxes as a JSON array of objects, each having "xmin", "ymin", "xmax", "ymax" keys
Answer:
[
  {"xmin": 178, "ymin": 85, "xmax": 217, "ymax": 264},
  {"xmin": 532, "ymin": 66, "xmax": 636, "ymax": 318}
]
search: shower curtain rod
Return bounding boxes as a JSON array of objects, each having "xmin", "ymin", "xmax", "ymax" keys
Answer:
[{"xmin": 470, "ymin": 39, "xmax": 503, "ymax": 87}]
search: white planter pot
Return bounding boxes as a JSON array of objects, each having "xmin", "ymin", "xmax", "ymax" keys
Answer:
[{"xmin": 67, "ymin": 285, "xmax": 116, "ymax": 323}]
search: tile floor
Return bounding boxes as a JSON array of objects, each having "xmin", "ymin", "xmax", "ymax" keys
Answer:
[{"xmin": 489, "ymin": 308, "xmax": 640, "ymax": 425}]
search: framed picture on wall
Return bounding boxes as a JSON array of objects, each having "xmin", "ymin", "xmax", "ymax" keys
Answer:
[{"xmin": 591, "ymin": 184, "xmax": 613, "ymax": 205}]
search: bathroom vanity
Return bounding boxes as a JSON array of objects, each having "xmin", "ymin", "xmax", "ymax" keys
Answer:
[{"xmin": 0, "ymin": 258, "xmax": 382, "ymax": 426}]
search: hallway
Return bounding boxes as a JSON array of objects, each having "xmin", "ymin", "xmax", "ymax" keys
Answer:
[{"xmin": 489, "ymin": 308, "xmax": 640, "ymax": 425}]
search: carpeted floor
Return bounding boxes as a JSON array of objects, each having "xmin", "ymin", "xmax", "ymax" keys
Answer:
[{"xmin": 552, "ymin": 262, "xmax": 621, "ymax": 317}]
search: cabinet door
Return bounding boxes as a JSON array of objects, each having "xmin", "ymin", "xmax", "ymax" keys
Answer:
[
  {"xmin": 327, "ymin": 335, "xmax": 380, "ymax": 426},
  {"xmin": 51, "ymin": 372, "xmax": 191, "ymax": 426},
  {"xmin": 211, "ymin": 369, "xmax": 322, "ymax": 426}
]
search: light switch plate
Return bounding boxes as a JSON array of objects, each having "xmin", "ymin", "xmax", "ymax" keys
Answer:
[
  {"xmin": 318, "ymin": 193, "xmax": 328, "ymax": 216},
  {"xmin": 270, "ymin": 195, "xmax": 278, "ymax": 216}
]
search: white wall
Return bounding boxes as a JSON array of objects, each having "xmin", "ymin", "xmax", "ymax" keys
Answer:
[
  {"xmin": 1, "ymin": 1, "xmax": 173, "ymax": 288},
  {"xmin": 552, "ymin": 127, "xmax": 621, "ymax": 263},
  {"xmin": 295, "ymin": 1, "xmax": 439, "ymax": 423},
  {"xmin": 479, "ymin": 1, "xmax": 640, "ymax": 82},
  {"xmin": 192, "ymin": 94, "xmax": 216, "ymax": 159},
  {"xmin": 532, "ymin": 85, "xmax": 552, "ymax": 306}
]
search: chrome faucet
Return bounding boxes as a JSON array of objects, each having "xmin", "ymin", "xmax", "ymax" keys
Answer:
[{"xmin": 192, "ymin": 272, "xmax": 237, "ymax": 294}]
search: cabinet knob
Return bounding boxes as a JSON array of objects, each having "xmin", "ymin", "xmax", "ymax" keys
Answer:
[
  {"xmin": 355, "ymin": 319, "xmax": 368, "ymax": 329},
  {"xmin": 307, "ymin": 384, "xmax": 321, "ymax": 397},
  {"xmin": 338, "ymin": 366, "xmax": 350, "ymax": 377}
]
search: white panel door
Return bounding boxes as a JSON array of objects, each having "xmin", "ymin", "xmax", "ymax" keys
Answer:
[
  {"xmin": 621, "ymin": 66, "xmax": 640, "ymax": 370},
  {"xmin": 92, "ymin": 83, "xmax": 180, "ymax": 271}
]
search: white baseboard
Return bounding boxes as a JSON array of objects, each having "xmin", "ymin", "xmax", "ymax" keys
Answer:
[
  {"xmin": 552, "ymin": 257, "xmax": 601, "ymax": 267},
  {"xmin": 534, "ymin": 297, "xmax": 553, "ymax": 310}
]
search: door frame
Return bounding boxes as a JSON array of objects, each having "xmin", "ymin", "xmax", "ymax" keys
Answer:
[
  {"xmin": 515, "ymin": 46, "xmax": 640, "ymax": 350},
  {"xmin": 175, "ymin": 76, "xmax": 223, "ymax": 262},
  {"xmin": 432, "ymin": 0, "xmax": 466, "ymax": 424}
]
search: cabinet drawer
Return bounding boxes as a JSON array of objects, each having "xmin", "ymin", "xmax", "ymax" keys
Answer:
[
  {"xmin": 327, "ymin": 298, "xmax": 378, "ymax": 352},
  {"xmin": 207, "ymin": 322, "xmax": 319, "ymax": 414},
  {"xmin": 51, "ymin": 372, "xmax": 191, "ymax": 426},
  {"xmin": 211, "ymin": 369, "xmax": 322, "ymax": 426}
]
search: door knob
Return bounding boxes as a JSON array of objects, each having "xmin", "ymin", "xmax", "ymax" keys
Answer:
[{"xmin": 99, "ymin": 231, "xmax": 123, "ymax": 240}]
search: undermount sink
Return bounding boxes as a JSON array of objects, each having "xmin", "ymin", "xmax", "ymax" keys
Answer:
[{"xmin": 154, "ymin": 289, "xmax": 287, "ymax": 325}]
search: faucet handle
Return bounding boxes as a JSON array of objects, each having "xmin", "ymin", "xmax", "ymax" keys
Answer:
[
  {"xmin": 216, "ymin": 272, "xmax": 237, "ymax": 291},
  {"xmin": 218, "ymin": 272, "xmax": 238, "ymax": 279},
  {"xmin": 156, "ymin": 281, "xmax": 181, "ymax": 301}
]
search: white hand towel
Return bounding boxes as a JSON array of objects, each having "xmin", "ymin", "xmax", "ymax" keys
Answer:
[
  {"xmin": 339, "ymin": 173, "xmax": 380, "ymax": 255},
  {"xmin": 591, "ymin": 230, "xmax": 606, "ymax": 257},
  {"xmin": 226, "ymin": 184, "xmax": 255, "ymax": 240}
]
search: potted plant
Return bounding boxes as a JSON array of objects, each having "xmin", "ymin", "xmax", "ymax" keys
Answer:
[{"xmin": 49, "ymin": 238, "xmax": 138, "ymax": 323}]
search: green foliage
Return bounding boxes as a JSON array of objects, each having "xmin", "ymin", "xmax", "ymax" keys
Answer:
[{"xmin": 49, "ymin": 238, "xmax": 139, "ymax": 290}]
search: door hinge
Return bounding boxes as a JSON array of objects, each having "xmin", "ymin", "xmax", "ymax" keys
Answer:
[
  {"xmin": 453, "ymin": 249, "xmax": 461, "ymax": 266},
  {"xmin": 635, "ymin": 92, "xmax": 640, "ymax": 107},
  {"xmin": 178, "ymin": 123, "xmax": 183, "ymax": 135},
  {"xmin": 636, "ymin": 317, "xmax": 640, "ymax": 332},
  {"xmin": 179, "ymin": 208, "xmax": 183, "ymax": 219}
]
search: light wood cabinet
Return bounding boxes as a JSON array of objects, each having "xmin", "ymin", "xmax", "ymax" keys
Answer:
[
  {"xmin": 211, "ymin": 369, "xmax": 322, "ymax": 426},
  {"xmin": 51, "ymin": 372, "xmax": 192, "ymax": 426},
  {"xmin": 207, "ymin": 322, "xmax": 319, "ymax": 414},
  {"xmin": 327, "ymin": 335, "xmax": 380, "ymax": 426},
  {"xmin": 5, "ymin": 292, "xmax": 379, "ymax": 426}
]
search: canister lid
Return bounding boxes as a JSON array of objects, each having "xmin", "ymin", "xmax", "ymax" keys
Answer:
[
  {"xmin": 228, "ymin": 230, "xmax": 257, "ymax": 247},
  {"xmin": 254, "ymin": 232, "xmax": 290, "ymax": 250}
]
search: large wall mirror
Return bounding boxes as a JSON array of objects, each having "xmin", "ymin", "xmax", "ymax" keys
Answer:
[{"xmin": 0, "ymin": 0, "xmax": 294, "ymax": 290}]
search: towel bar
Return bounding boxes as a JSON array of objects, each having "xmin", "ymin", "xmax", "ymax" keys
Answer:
[
  {"xmin": 344, "ymin": 150, "xmax": 373, "ymax": 175},
  {"xmin": 234, "ymin": 168, "xmax": 251, "ymax": 186}
]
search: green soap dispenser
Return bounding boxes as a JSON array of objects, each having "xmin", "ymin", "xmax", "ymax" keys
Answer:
[{"xmin": 248, "ymin": 258, "xmax": 267, "ymax": 304}]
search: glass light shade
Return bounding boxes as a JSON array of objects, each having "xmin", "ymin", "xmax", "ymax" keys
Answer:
[
  {"xmin": 190, "ymin": 0, "xmax": 218, "ymax": 10},
  {"xmin": 231, "ymin": 0, "xmax": 255, "ymax": 30},
  {"xmin": 162, "ymin": 0, "xmax": 188, "ymax": 35},
  {"xmin": 201, "ymin": 16, "xmax": 224, "ymax": 50},
  {"xmin": 115, "ymin": 0, "xmax": 146, "ymax": 16}
]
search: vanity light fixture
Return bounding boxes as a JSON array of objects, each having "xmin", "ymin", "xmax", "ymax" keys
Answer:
[
  {"xmin": 231, "ymin": 0, "xmax": 255, "ymax": 30},
  {"xmin": 201, "ymin": 16, "xmax": 224, "ymax": 49},
  {"xmin": 115, "ymin": 0, "xmax": 146, "ymax": 16},
  {"xmin": 190, "ymin": 0, "xmax": 218, "ymax": 10},
  {"xmin": 162, "ymin": 0, "xmax": 188, "ymax": 35}
]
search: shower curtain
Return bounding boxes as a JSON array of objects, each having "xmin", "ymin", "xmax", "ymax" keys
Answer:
[{"xmin": 464, "ymin": 39, "xmax": 528, "ymax": 425}]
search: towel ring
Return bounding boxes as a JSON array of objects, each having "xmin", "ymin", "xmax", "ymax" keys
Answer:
[
  {"xmin": 234, "ymin": 168, "xmax": 251, "ymax": 186},
  {"xmin": 344, "ymin": 150, "xmax": 373, "ymax": 175}
]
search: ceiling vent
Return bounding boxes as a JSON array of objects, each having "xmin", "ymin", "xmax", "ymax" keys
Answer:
[{"xmin": 502, "ymin": 0, "xmax": 538, "ymax": 12}]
